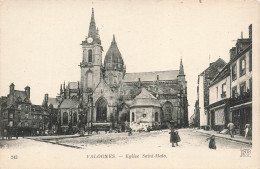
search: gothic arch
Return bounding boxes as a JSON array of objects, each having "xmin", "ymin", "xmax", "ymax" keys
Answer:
[
  {"xmin": 96, "ymin": 97, "xmax": 108, "ymax": 122},
  {"xmin": 162, "ymin": 101, "xmax": 173, "ymax": 122},
  {"xmin": 63, "ymin": 112, "xmax": 68, "ymax": 125}
]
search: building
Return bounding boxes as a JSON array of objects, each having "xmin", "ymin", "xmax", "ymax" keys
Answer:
[
  {"xmin": 0, "ymin": 83, "xmax": 45, "ymax": 136},
  {"xmin": 195, "ymin": 58, "xmax": 226, "ymax": 129},
  {"xmin": 208, "ymin": 62, "xmax": 231, "ymax": 131},
  {"xmin": 45, "ymin": 8, "xmax": 189, "ymax": 133},
  {"xmin": 229, "ymin": 25, "xmax": 252, "ymax": 135},
  {"xmin": 199, "ymin": 24, "xmax": 252, "ymax": 135}
]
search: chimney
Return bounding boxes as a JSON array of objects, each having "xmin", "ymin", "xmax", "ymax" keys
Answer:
[
  {"xmin": 44, "ymin": 93, "xmax": 48, "ymax": 103},
  {"xmin": 25, "ymin": 86, "xmax": 30, "ymax": 98},
  {"xmin": 249, "ymin": 24, "xmax": 252, "ymax": 39},
  {"xmin": 241, "ymin": 32, "xmax": 243, "ymax": 39},
  {"xmin": 229, "ymin": 47, "xmax": 236, "ymax": 60},
  {"xmin": 9, "ymin": 83, "xmax": 15, "ymax": 95},
  {"xmin": 157, "ymin": 75, "xmax": 159, "ymax": 80}
]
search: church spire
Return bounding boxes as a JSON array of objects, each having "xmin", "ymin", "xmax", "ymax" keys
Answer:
[
  {"xmin": 179, "ymin": 57, "xmax": 185, "ymax": 75},
  {"xmin": 88, "ymin": 8, "xmax": 97, "ymax": 38}
]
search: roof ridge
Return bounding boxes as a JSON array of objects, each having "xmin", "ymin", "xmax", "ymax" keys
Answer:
[{"xmin": 126, "ymin": 70, "xmax": 178, "ymax": 74}]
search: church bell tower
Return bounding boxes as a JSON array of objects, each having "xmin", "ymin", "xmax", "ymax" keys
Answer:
[{"xmin": 80, "ymin": 8, "xmax": 103, "ymax": 96}]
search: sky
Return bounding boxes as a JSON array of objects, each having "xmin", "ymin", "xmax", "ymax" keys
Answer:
[{"xmin": 0, "ymin": 0, "xmax": 259, "ymax": 118}]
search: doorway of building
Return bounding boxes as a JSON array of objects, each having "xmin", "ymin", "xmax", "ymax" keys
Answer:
[
  {"xmin": 211, "ymin": 110, "xmax": 215, "ymax": 130},
  {"xmin": 96, "ymin": 97, "xmax": 107, "ymax": 122}
]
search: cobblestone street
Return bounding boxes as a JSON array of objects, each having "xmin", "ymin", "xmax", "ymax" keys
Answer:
[{"xmin": 0, "ymin": 129, "xmax": 255, "ymax": 169}]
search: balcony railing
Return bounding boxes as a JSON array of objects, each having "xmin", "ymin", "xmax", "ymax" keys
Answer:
[{"xmin": 230, "ymin": 90, "xmax": 252, "ymax": 107}]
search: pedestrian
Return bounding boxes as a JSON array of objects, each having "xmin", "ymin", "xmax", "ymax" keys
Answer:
[
  {"xmin": 16, "ymin": 131, "xmax": 19, "ymax": 139},
  {"xmin": 227, "ymin": 121, "xmax": 235, "ymax": 138},
  {"xmin": 206, "ymin": 135, "xmax": 216, "ymax": 150},
  {"xmin": 245, "ymin": 123, "xmax": 251, "ymax": 139},
  {"xmin": 128, "ymin": 128, "xmax": 132, "ymax": 136},
  {"xmin": 21, "ymin": 130, "xmax": 24, "ymax": 138},
  {"xmin": 169, "ymin": 128, "xmax": 178, "ymax": 147},
  {"xmin": 175, "ymin": 131, "xmax": 181, "ymax": 146},
  {"xmin": 4, "ymin": 129, "xmax": 7, "ymax": 140}
]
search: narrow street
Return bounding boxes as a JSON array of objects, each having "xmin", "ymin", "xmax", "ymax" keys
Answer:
[{"xmin": 0, "ymin": 129, "xmax": 254, "ymax": 169}]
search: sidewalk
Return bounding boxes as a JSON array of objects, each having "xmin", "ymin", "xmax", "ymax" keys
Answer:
[{"xmin": 195, "ymin": 129, "xmax": 252, "ymax": 145}]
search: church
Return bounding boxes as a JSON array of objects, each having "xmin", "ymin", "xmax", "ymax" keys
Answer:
[{"xmin": 42, "ymin": 9, "xmax": 189, "ymax": 133}]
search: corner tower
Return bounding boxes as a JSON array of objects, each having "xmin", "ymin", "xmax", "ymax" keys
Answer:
[{"xmin": 80, "ymin": 8, "xmax": 103, "ymax": 94}]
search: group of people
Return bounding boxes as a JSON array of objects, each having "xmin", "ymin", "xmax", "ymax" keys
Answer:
[{"xmin": 227, "ymin": 121, "xmax": 251, "ymax": 139}]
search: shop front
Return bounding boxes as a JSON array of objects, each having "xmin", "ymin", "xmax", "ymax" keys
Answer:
[{"xmin": 230, "ymin": 102, "xmax": 252, "ymax": 136}]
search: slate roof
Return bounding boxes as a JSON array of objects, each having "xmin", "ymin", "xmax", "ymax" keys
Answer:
[
  {"xmin": 60, "ymin": 99, "xmax": 79, "ymax": 109},
  {"xmin": 124, "ymin": 70, "xmax": 179, "ymax": 82},
  {"xmin": 104, "ymin": 35, "xmax": 124, "ymax": 68},
  {"xmin": 48, "ymin": 97, "xmax": 60, "ymax": 109},
  {"xmin": 199, "ymin": 58, "xmax": 226, "ymax": 79},
  {"xmin": 14, "ymin": 90, "xmax": 27, "ymax": 101},
  {"xmin": 130, "ymin": 88, "xmax": 161, "ymax": 108}
]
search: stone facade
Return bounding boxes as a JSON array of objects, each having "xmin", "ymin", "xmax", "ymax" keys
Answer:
[{"xmin": 0, "ymin": 83, "xmax": 46, "ymax": 136}]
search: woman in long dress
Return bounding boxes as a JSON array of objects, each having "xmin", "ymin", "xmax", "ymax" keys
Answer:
[{"xmin": 169, "ymin": 128, "xmax": 178, "ymax": 147}]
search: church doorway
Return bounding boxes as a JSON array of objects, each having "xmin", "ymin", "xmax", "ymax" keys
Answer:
[{"xmin": 96, "ymin": 97, "xmax": 107, "ymax": 122}]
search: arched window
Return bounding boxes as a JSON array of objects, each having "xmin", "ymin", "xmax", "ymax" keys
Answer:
[
  {"xmin": 155, "ymin": 112, "xmax": 159, "ymax": 122},
  {"xmin": 132, "ymin": 112, "xmax": 135, "ymax": 122},
  {"xmin": 88, "ymin": 50, "xmax": 92, "ymax": 62},
  {"xmin": 163, "ymin": 102, "xmax": 173, "ymax": 121},
  {"xmin": 63, "ymin": 112, "xmax": 68, "ymax": 125},
  {"xmin": 87, "ymin": 72, "xmax": 93, "ymax": 88},
  {"xmin": 73, "ymin": 113, "xmax": 77, "ymax": 125}
]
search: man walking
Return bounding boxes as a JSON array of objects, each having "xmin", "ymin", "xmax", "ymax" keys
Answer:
[{"xmin": 227, "ymin": 121, "xmax": 235, "ymax": 138}]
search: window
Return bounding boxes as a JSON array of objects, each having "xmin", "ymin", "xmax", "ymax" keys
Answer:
[
  {"xmin": 249, "ymin": 50, "xmax": 252, "ymax": 72},
  {"xmin": 88, "ymin": 50, "xmax": 92, "ymax": 62},
  {"xmin": 25, "ymin": 114, "xmax": 29, "ymax": 119},
  {"xmin": 216, "ymin": 87, "xmax": 218, "ymax": 99},
  {"xmin": 143, "ymin": 114, "xmax": 146, "ymax": 118},
  {"xmin": 240, "ymin": 82, "xmax": 246, "ymax": 95},
  {"xmin": 155, "ymin": 112, "xmax": 159, "ymax": 122},
  {"xmin": 18, "ymin": 105, "xmax": 22, "ymax": 110},
  {"xmin": 34, "ymin": 115, "xmax": 37, "ymax": 119},
  {"xmin": 232, "ymin": 86, "xmax": 237, "ymax": 98},
  {"xmin": 39, "ymin": 115, "xmax": 42, "ymax": 119},
  {"xmin": 132, "ymin": 112, "xmax": 135, "ymax": 122},
  {"xmin": 63, "ymin": 112, "xmax": 68, "ymax": 125},
  {"xmin": 9, "ymin": 113, "xmax": 14, "ymax": 119},
  {"xmin": 232, "ymin": 64, "xmax": 237, "ymax": 81},
  {"xmin": 9, "ymin": 121, "xmax": 13, "ymax": 127},
  {"xmin": 240, "ymin": 56, "xmax": 246, "ymax": 77},
  {"xmin": 221, "ymin": 83, "xmax": 226, "ymax": 98},
  {"xmin": 73, "ymin": 113, "xmax": 77, "ymax": 125},
  {"xmin": 25, "ymin": 122, "xmax": 28, "ymax": 127}
]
